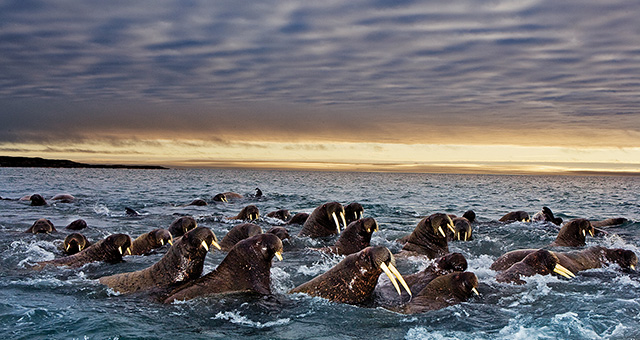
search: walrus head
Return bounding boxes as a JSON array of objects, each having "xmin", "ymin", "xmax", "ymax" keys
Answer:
[
  {"xmin": 235, "ymin": 205, "xmax": 260, "ymax": 221},
  {"xmin": 322, "ymin": 201, "xmax": 347, "ymax": 234},
  {"xmin": 26, "ymin": 218, "xmax": 56, "ymax": 234},
  {"xmin": 99, "ymin": 233, "xmax": 134, "ymax": 263},
  {"xmin": 496, "ymin": 249, "xmax": 575, "ymax": 284},
  {"xmin": 499, "ymin": 211, "xmax": 530, "ymax": 223},
  {"xmin": 168, "ymin": 216, "xmax": 198, "ymax": 238},
  {"xmin": 181, "ymin": 226, "xmax": 221, "ymax": 255},
  {"xmin": 344, "ymin": 202, "xmax": 364, "ymax": 225},
  {"xmin": 219, "ymin": 223, "xmax": 263, "ymax": 251},
  {"xmin": 434, "ymin": 252, "xmax": 468, "ymax": 274},
  {"xmin": 267, "ymin": 227, "xmax": 290, "ymax": 241},
  {"xmin": 401, "ymin": 213, "xmax": 454, "ymax": 258},
  {"xmin": 332, "ymin": 217, "xmax": 379, "ymax": 255},
  {"xmin": 188, "ymin": 199, "xmax": 208, "ymax": 206},
  {"xmin": 462, "ymin": 210, "xmax": 476, "ymax": 223},
  {"xmin": 553, "ymin": 218, "xmax": 594, "ymax": 247},
  {"xmin": 65, "ymin": 219, "xmax": 87, "ymax": 230},
  {"xmin": 30, "ymin": 194, "xmax": 47, "ymax": 206},
  {"xmin": 266, "ymin": 209, "xmax": 291, "ymax": 221},
  {"xmin": 609, "ymin": 248, "xmax": 638, "ymax": 271},
  {"xmin": 149, "ymin": 229, "xmax": 174, "ymax": 248},
  {"xmin": 401, "ymin": 272, "xmax": 479, "ymax": 314},
  {"xmin": 212, "ymin": 193, "xmax": 228, "ymax": 202},
  {"xmin": 449, "ymin": 217, "xmax": 473, "ymax": 241},
  {"xmin": 64, "ymin": 233, "xmax": 89, "ymax": 255}
]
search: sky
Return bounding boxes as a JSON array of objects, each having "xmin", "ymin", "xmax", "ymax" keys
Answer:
[{"xmin": 1, "ymin": 0, "xmax": 639, "ymax": 174}]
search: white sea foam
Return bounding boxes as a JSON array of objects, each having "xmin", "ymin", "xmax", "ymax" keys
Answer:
[
  {"xmin": 213, "ymin": 311, "xmax": 291, "ymax": 328},
  {"xmin": 296, "ymin": 256, "xmax": 340, "ymax": 276},
  {"xmin": 93, "ymin": 204, "xmax": 110, "ymax": 216},
  {"xmin": 270, "ymin": 266, "xmax": 293, "ymax": 293}
]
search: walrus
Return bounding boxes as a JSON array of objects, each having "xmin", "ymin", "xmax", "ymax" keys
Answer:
[
  {"xmin": 286, "ymin": 212, "xmax": 309, "ymax": 225},
  {"xmin": 376, "ymin": 252, "xmax": 468, "ymax": 305},
  {"xmin": 30, "ymin": 194, "xmax": 47, "ymax": 206},
  {"xmin": 399, "ymin": 213, "xmax": 455, "ymax": 259},
  {"xmin": 65, "ymin": 219, "xmax": 87, "ymax": 230},
  {"xmin": 212, "ymin": 193, "xmax": 228, "ymax": 202},
  {"xmin": 222, "ymin": 192, "xmax": 243, "ymax": 200},
  {"xmin": 188, "ymin": 199, "xmax": 208, "ymax": 206},
  {"xmin": 532, "ymin": 206, "xmax": 563, "ymax": 225},
  {"xmin": 447, "ymin": 216, "xmax": 473, "ymax": 241},
  {"xmin": 499, "ymin": 211, "xmax": 530, "ymax": 223},
  {"xmin": 51, "ymin": 194, "xmax": 75, "ymax": 203},
  {"xmin": 219, "ymin": 223, "xmax": 263, "ymax": 251},
  {"xmin": 63, "ymin": 233, "xmax": 91, "ymax": 255},
  {"xmin": 167, "ymin": 216, "xmax": 198, "ymax": 238},
  {"xmin": 129, "ymin": 229, "xmax": 174, "ymax": 256},
  {"xmin": 462, "ymin": 210, "xmax": 476, "ymax": 223},
  {"xmin": 344, "ymin": 202, "xmax": 364, "ymax": 225},
  {"xmin": 163, "ymin": 233, "xmax": 284, "ymax": 303},
  {"xmin": 290, "ymin": 246, "xmax": 411, "ymax": 305},
  {"xmin": 316, "ymin": 217, "xmax": 379, "ymax": 255},
  {"xmin": 125, "ymin": 207, "xmax": 140, "ymax": 216},
  {"xmin": 266, "ymin": 209, "xmax": 291, "ymax": 221},
  {"xmin": 228, "ymin": 205, "xmax": 260, "ymax": 221},
  {"xmin": 590, "ymin": 218, "xmax": 628, "ymax": 228},
  {"xmin": 266, "ymin": 227, "xmax": 290, "ymax": 241},
  {"xmin": 549, "ymin": 218, "xmax": 594, "ymax": 247},
  {"xmin": 25, "ymin": 218, "xmax": 56, "ymax": 234},
  {"xmin": 35, "ymin": 233, "xmax": 132, "ymax": 269},
  {"xmin": 491, "ymin": 246, "xmax": 637, "ymax": 274},
  {"xmin": 99, "ymin": 227, "xmax": 219, "ymax": 294},
  {"xmin": 298, "ymin": 202, "xmax": 347, "ymax": 238},
  {"xmin": 254, "ymin": 188, "xmax": 263, "ymax": 198},
  {"xmin": 493, "ymin": 249, "xmax": 575, "ymax": 284},
  {"xmin": 399, "ymin": 272, "xmax": 479, "ymax": 314}
]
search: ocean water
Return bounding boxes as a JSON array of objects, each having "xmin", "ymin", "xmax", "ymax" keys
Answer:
[{"xmin": 0, "ymin": 168, "xmax": 638, "ymax": 340}]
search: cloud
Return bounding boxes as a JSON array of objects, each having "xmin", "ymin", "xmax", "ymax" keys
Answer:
[{"xmin": 0, "ymin": 0, "xmax": 639, "ymax": 149}]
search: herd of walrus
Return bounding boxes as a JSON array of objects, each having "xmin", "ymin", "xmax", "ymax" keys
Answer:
[{"xmin": 7, "ymin": 188, "xmax": 637, "ymax": 315}]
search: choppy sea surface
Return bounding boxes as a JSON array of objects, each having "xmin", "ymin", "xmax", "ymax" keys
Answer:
[{"xmin": 0, "ymin": 168, "xmax": 639, "ymax": 339}]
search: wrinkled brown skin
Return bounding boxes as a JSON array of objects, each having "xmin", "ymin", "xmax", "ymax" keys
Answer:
[
  {"xmin": 286, "ymin": 212, "xmax": 309, "ymax": 225},
  {"xmin": 130, "ymin": 229, "xmax": 173, "ymax": 256},
  {"xmin": 167, "ymin": 216, "xmax": 198, "ymax": 238},
  {"xmin": 99, "ymin": 227, "xmax": 216, "ymax": 294},
  {"xmin": 298, "ymin": 202, "xmax": 345, "ymax": 238},
  {"xmin": 549, "ymin": 218, "xmax": 594, "ymax": 247},
  {"xmin": 219, "ymin": 223, "xmax": 263, "ymax": 251},
  {"xmin": 228, "ymin": 205, "xmax": 260, "ymax": 221},
  {"xmin": 266, "ymin": 209, "xmax": 291, "ymax": 221},
  {"xmin": 164, "ymin": 233, "xmax": 283, "ymax": 303},
  {"xmin": 51, "ymin": 194, "xmax": 75, "ymax": 203},
  {"xmin": 376, "ymin": 252, "xmax": 468, "ymax": 305},
  {"xmin": 188, "ymin": 199, "xmax": 208, "ymax": 206},
  {"xmin": 35, "ymin": 233, "xmax": 132, "ymax": 269},
  {"xmin": 30, "ymin": 194, "xmax": 47, "ymax": 206},
  {"xmin": 495, "ymin": 249, "xmax": 560, "ymax": 284},
  {"xmin": 400, "ymin": 213, "xmax": 450, "ymax": 259},
  {"xmin": 63, "ymin": 233, "xmax": 90, "ymax": 255},
  {"xmin": 344, "ymin": 202, "xmax": 364, "ymax": 225},
  {"xmin": 266, "ymin": 227, "xmax": 290, "ymax": 241},
  {"xmin": 590, "ymin": 218, "xmax": 628, "ymax": 228},
  {"xmin": 499, "ymin": 211, "xmax": 530, "ymax": 223},
  {"xmin": 446, "ymin": 217, "xmax": 472, "ymax": 241},
  {"xmin": 318, "ymin": 217, "xmax": 378, "ymax": 256},
  {"xmin": 290, "ymin": 246, "xmax": 394, "ymax": 305},
  {"xmin": 400, "ymin": 272, "xmax": 478, "ymax": 314},
  {"xmin": 25, "ymin": 218, "xmax": 56, "ymax": 234},
  {"xmin": 491, "ymin": 246, "xmax": 638, "ymax": 275},
  {"xmin": 65, "ymin": 219, "xmax": 87, "ymax": 230}
]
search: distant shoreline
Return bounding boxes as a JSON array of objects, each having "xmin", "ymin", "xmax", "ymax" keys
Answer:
[{"xmin": 0, "ymin": 156, "xmax": 168, "ymax": 169}]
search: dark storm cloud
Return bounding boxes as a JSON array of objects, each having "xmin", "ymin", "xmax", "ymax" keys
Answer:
[{"xmin": 1, "ymin": 0, "xmax": 639, "ymax": 146}]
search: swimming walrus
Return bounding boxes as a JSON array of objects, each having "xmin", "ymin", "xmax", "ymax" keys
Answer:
[
  {"xmin": 532, "ymin": 206, "xmax": 563, "ymax": 225},
  {"xmin": 167, "ymin": 216, "xmax": 198, "ymax": 238},
  {"xmin": 65, "ymin": 219, "xmax": 88, "ymax": 230},
  {"xmin": 446, "ymin": 216, "xmax": 473, "ymax": 241},
  {"xmin": 219, "ymin": 223, "xmax": 263, "ymax": 251},
  {"xmin": 590, "ymin": 218, "xmax": 628, "ymax": 228},
  {"xmin": 493, "ymin": 249, "xmax": 576, "ymax": 284},
  {"xmin": 63, "ymin": 233, "xmax": 91, "ymax": 255},
  {"xmin": 266, "ymin": 209, "xmax": 291, "ymax": 221},
  {"xmin": 99, "ymin": 227, "xmax": 220, "ymax": 294},
  {"xmin": 549, "ymin": 218, "xmax": 594, "ymax": 247},
  {"xmin": 129, "ymin": 229, "xmax": 174, "ymax": 256},
  {"xmin": 163, "ymin": 233, "xmax": 283, "ymax": 303},
  {"xmin": 289, "ymin": 246, "xmax": 411, "ymax": 305},
  {"xmin": 228, "ymin": 205, "xmax": 260, "ymax": 221},
  {"xmin": 376, "ymin": 252, "xmax": 468, "ymax": 305},
  {"xmin": 29, "ymin": 194, "xmax": 47, "ymax": 206},
  {"xmin": 499, "ymin": 211, "xmax": 530, "ymax": 223},
  {"xmin": 399, "ymin": 213, "xmax": 455, "ymax": 259},
  {"xmin": 399, "ymin": 272, "xmax": 479, "ymax": 314},
  {"xmin": 51, "ymin": 194, "xmax": 75, "ymax": 203},
  {"xmin": 286, "ymin": 212, "xmax": 309, "ymax": 225},
  {"xmin": 25, "ymin": 218, "xmax": 56, "ymax": 234},
  {"xmin": 222, "ymin": 192, "xmax": 243, "ymax": 200},
  {"xmin": 316, "ymin": 217, "xmax": 379, "ymax": 255},
  {"xmin": 344, "ymin": 202, "xmax": 364, "ymax": 225},
  {"xmin": 298, "ymin": 202, "xmax": 347, "ymax": 238},
  {"xmin": 212, "ymin": 193, "xmax": 228, "ymax": 202},
  {"xmin": 491, "ymin": 246, "xmax": 636, "ymax": 274},
  {"xmin": 187, "ymin": 199, "xmax": 208, "ymax": 206},
  {"xmin": 35, "ymin": 233, "xmax": 132, "ymax": 269},
  {"xmin": 266, "ymin": 226, "xmax": 290, "ymax": 241}
]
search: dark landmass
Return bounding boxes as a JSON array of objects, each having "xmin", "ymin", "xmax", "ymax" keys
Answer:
[{"xmin": 0, "ymin": 156, "xmax": 168, "ymax": 169}]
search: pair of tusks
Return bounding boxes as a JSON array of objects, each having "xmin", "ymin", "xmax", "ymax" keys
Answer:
[
  {"xmin": 581, "ymin": 229, "xmax": 594, "ymax": 237},
  {"xmin": 553, "ymin": 263, "xmax": 576, "ymax": 279},
  {"xmin": 248, "ymin": 213, "xmax": 259, "ymax": 220},
  {"xmin": 331, "ymin": 211, "xmax": 347, "ymax": 233},
  {"xmin": 368, "ymin": 221, "xmax": 380, "ymax": 234},
  {"xmin": 200, "ymin": 240, "xmax": 222, "ymax": 252},
  {"xmin": 159, "ymin": 239, "xmax": 174, "ymax": 246},
  {"xmin": 220, "ymin": 197, "xmax": 228, "ymax": 202},
  {"xmin": 456, "ymin": 231, "xmax": 470, "ymax": 241},
  {"xmin": 379, "ymin": 262, "xmax": 412, "ymax": 296},
  {"xmin": 118, "ymin": 246, "xmax": 132, "ymax": 255},
  {"xmin": 353, "ymin": 211, "xmax": 363, "ymax": 220}
]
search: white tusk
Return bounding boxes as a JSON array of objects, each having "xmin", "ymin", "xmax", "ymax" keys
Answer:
[
  {"xmin": 340, "ymin": 212, "xmax": 347, "ymax": 230},
  {"xmin": 168, "ymin": 239, "xmax": 173, "ymax": 246},
  {"xmin": 630, "ymin": 265, "xmax": 636, "ymax": 271},
  {"xmin": 464, "ymin": 231, "xmax": 468, "ymax": 241},
  {"xmin": 126, "ymin": 247, "xmax": 132, "ymax": 255},
  {"xmin": 118, "ymin": 246, "xmax": 123, "ymax": 255},
  {"xmin": 553, "ymin": 264, "xmax": 575, "ymax": 278},
  {"xmin": 201, "ymin": 240, "xmax": 209, "ymax": 251},
  {"xmin": 438, "ymin": 226, "xmax": 446, "ymax": 238},
  {"xmin": 275, "ymin": 251, "xmax": 283, "ymax": 261},
  {"xmin": 65, "ymin": 244, "xmax": 70, "ymax": 251},
  {"xmin": 589, "ymin": 229, "xmax": 594, "ymax": 237},
  {"xmin": 380, "ymin": 262, "xmax": 401, "ymax": 295},
  {"xmin": 447, "ymin": 223, "xmax": 456, "ymax": 234},
  {"xmin": 582, "ymin": 229, "xmax": 586, "ymax": 237},
  {"xmin": 471, "ymin": 287, "xmax": 480, "ymax": 296},
  {"xmin": 211, "ymin": 240, "xmax": 221, "ymax": 250},
  {"xmin": 160, "ymin": 239, "xmax": 164, "ymax": 246},
  {"xmin": 332, "ymin": 212, "xmax": 341, "ymax": 233},
  {"xmin": 388, "ymin": 263, "xmax": 412, "ymax": 296}
]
